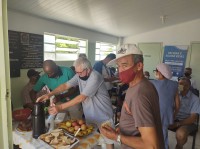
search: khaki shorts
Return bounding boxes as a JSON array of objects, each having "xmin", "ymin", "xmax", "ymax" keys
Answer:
[{"xmin": 179, "ymin": 124, "xmax": 197, "ymax": 134}]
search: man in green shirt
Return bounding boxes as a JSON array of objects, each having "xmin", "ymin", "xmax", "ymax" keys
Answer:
[{"xmin": 30, "ymin": 60, "xmax": 82, "ymax": 119}]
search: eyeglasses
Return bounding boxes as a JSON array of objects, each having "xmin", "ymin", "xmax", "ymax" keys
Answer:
[{"xmin": 75, "ymin": 69, "xmax": 87, "ymax": 75}]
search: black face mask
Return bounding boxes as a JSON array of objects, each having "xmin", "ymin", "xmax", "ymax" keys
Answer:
[
  {"xmin": 184, "ymin": 72, "xmax": 191, "ymax": 77},
  {"xmin": 79, "ymin": 76, "xmax": 89, "ymax": 81}
]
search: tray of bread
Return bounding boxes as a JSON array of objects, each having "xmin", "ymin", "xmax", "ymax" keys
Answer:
[
  {"xmin": 39, "ymin": 129, "xmax": 79, "ymax": 149},
  {"xmin": 57, "ymin": 119, "xmax": 94, "ymax": 137}
]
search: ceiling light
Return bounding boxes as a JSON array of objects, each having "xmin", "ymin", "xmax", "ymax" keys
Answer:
[{"xmin": 160, "ymin": 15, "xmax": 168, "ymax": 24}]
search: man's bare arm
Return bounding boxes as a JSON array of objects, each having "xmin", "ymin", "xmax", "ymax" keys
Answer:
[
  {"xmin": 36, "ymin": 83, "xmax": 70, "ymax": 102},
  {"xmin": 120, "ymin": 127, "xmax": 160, "ymax": 149}
]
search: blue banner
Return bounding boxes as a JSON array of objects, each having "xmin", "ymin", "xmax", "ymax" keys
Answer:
[{"xmin": 163, "ymin": 46, "xmax": 188, "ymax": 77}]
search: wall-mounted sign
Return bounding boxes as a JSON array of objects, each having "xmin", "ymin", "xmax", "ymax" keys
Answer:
[
  {"xmin": 163, "ymin": 45, "xmax": 188, "ymax": 77},
  {"xmin": 20, "ymin": 33, "xmax": 43, "ymax": 69},
  {"xmin": 8, "ymin": 30, "xmax": 44, "ymax": 77}
]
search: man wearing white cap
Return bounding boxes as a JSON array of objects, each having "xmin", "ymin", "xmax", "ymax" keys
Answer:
[
  {"xmin": 100, "ymin": 44, "xmax": 165, "ymax": 149},
  {"xmin": 151, "ymin": 63, "xmax": 180, "ymax": 149}
]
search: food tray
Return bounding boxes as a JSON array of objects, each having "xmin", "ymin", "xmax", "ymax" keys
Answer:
[
  {"xmin": 57, "ymin": 120, "xmax": 94, "ymax": 137},
  {"xmin": 39, "ymin": 129, "xmax": 79, "ymax": 149}
]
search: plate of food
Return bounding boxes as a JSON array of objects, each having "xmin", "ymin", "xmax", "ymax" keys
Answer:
[
  {"xmin": 39, "ymin": 129, "xmax": 79, "ymax": 149},
  {"xmin": 57, "ymin": 119, "xmax": 94, "ymax": 137},
  {"xmin": 15, "ymin": 119, "xmax": 32, "ymax": 133}
]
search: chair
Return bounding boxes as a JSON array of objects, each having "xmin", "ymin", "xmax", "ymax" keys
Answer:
[
  {"xmin": 190, "ymin": 114, "xmax": 199, "ymax": 149},
  {"xmin": 169, "ymin": 114, "xmax": 199, "ymax": 149}
]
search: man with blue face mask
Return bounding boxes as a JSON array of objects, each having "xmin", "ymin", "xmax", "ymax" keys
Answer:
[
  {"xmin": 36, "ymin": 57, "xmax": 115, "ymax": 149},
  {"xmin": 169, "ymin": 77, "xmax": 200, "ymax": 149}
]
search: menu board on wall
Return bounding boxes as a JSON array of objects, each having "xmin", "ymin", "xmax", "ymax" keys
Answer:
[
  {"xmin": 20, "ymin": 32, "xmax": 44, "ymax": 68},
  {"xmin": 8, "ymin": 30, "xmax": 44, "ymax": 77}
]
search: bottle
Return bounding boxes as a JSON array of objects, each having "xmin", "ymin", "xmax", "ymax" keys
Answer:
[
  {"xmin": 32, "ymin": 102, "xmax": 45, "ymax": 139},
  {"xmin": 46, "ymin": 95, "xmax": 56, "ymax": 133}
]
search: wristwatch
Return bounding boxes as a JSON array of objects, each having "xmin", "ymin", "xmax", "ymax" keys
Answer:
[{"xmin": 117, "ymin": 134, "xmax": 121, "ymax": 144}]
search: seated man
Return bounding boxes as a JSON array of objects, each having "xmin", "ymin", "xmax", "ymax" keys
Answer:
[
  {"xmin": 169, "ymin": 77, "xmax": 200, "ymax": 149},
  {"xmin": 21, "ymin": 69, "xmax": 48, "ymax": 109}
]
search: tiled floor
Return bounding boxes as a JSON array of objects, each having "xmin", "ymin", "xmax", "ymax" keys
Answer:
[{"xmin": 94, "ymin": 126, "xmax": 200, "ymax": 149}]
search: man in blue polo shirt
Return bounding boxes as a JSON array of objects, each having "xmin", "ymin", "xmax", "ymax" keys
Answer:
[
  {"xmin": 30, "ymin": 60, "xmax": 82, "ymax": 119},
  {"xmin": 169, "ymin": 77, "xmax": 200, "ymax": 149}
]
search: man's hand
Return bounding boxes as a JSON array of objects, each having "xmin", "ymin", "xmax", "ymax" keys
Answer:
[
  {"xmin": 100, "ymin": 125, "xmax": 118, "ymax": 141},
  {"xmin": 36, "ymin": 94, "xmax": 50, "ymax": 102},
  {"xmin": 48, "ymin": 104, "xmax": 62, "ymax": 115},
  {"xmin": 168, "ymin": 122, "xmax": 179, "ymax": 129}
]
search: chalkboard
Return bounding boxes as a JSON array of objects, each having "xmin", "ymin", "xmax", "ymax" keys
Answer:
[
  {"xmin": 8, "ymin": 31, "xmax": 21, "ymax": 77},
  {"xmin": 19, "ymin": 32, "xmax": 44, "ymax": 68},
  {"xmin": 8, "ymin": 30, "xmax": 44, "ymax": 77}
]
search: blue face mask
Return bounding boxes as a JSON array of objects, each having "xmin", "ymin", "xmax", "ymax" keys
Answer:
[{"xmin": 79, "ymin": 75, "xmax": 89, "ymax": 81}]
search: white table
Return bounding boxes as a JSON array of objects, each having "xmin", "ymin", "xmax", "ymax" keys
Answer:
[{"xmin": 13, "ymin": 122, "xmax": 101, "ymax": 149}]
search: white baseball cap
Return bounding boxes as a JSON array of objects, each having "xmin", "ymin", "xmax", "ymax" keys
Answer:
[
  {"xmin": 107, "ymin": 44, "xmax": 143, "ymax": 66},
  {"xmin": 156, "ymin": 63, "xmax": 172, "ymax": 79}
]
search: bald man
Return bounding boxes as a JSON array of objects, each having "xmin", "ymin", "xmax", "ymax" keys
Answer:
[{"xmin": 30, "ymin": 60, "xmax": 83, "ymax": 119}]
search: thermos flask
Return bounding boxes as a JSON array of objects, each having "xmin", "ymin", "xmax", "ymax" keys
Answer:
[{"xmin": 32, "ymin": 102, "xmax": 45, "ymax": 139}]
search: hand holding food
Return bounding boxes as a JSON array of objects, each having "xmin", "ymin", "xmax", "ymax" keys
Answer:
[{"xmin": 100, "ymin": 125, "xmax": 118, "ymax": 141}]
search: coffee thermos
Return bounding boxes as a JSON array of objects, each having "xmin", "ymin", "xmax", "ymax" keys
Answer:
[{"xmin": 32, "ymin": 102, "xmax": 45, "ymax": 139}]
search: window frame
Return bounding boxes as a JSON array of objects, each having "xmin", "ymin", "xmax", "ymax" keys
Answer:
[
  {"xmin": 44, "ymin": 32, "xmax": 88, "ymax": 61},
  {"xmin": 95, "ymin": 41, "xmax": 117, "ymax": 61}
]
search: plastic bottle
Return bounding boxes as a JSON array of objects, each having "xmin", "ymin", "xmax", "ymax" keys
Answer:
[{"xmin": 46, "ymin": 95, "xmax": 56, "ymax": 133}]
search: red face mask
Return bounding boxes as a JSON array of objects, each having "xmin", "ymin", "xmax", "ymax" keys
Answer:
[{"xmin": 119, "ymin": 66, "xmax": 137, "ymax": 84}]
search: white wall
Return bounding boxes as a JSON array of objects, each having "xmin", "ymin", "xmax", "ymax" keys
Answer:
[
  {"xmin": 8, "ymin": 10, "xmax": 120, "ymax": 109},
  {"xmin": 124, "ymin": 19, "xmax": 200, "ymax": 91},
  {"xmin": 124, "ymin": 18, "xmax": 200, "ymax": 45}
]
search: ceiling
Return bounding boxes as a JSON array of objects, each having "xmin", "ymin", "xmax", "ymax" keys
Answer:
[{"xmin": 7, "ymin": 0, "xmax": 200, "ymax": 37}]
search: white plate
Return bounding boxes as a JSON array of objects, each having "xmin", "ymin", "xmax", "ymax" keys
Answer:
[{"xmin": 15, "ymin": 127, "xmax": 32, "ymax": 134}]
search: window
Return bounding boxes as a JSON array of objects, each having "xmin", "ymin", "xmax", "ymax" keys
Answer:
[
  {"xmin": 44, "ymin": 33, "xmax": 87, "ymax": 61},
  {"xmin": 95, "ymin": 42, "xmax": 117, "ymax": 60}
]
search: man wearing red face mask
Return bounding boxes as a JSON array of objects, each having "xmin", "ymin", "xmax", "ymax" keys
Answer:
[{"xmin": 101, "ymin": 44, "xmax": 165, "ymax": 149}]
